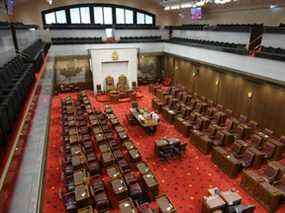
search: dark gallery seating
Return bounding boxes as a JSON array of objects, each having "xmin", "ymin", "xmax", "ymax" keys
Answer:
[
  {"xmin": 255, "ymin": 46, "xmax": 285, "ymax": 61},
  {"xmin": 51, "ymin": 37, "xmax": 103, "ymax": 45},
  {"xmin": 0, "ymin": 38, "xmax": 49, "ymax": 146},
  {"xmin": 167, "ymin": 24, "xmax": 259, "ymax": 32},
  {"xmin": 168, "ymin": 37, "xmax": 248, "ymax": 55},
  {"xmin": 21, "ymin": 39, "xmax": 49, "ymax": 71},
  {"xmin": 119, "ymin": 36, "xmax": 162, "ymax": 43}
]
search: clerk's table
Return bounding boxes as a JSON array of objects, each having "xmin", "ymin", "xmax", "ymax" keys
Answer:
[{"xmin": 129, "ymin": 108, "xmax": 159, "ymax": 134}]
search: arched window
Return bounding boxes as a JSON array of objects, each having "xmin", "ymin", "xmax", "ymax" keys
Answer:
[{"xmin": 42, "ymin": 3, "xmax": 155, "ymax": 28}]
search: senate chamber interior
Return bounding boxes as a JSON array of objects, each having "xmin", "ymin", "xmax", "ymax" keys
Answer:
[{"xmin": 1, "ymin": 0, "xmax": 285, "ymax": 212}]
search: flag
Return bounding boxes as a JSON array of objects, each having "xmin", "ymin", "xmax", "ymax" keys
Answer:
[{"xmin": 6, "ymin": 0, "xmax": 15, "ymax": 15}]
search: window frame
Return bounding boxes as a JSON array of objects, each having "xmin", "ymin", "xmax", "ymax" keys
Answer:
[
  {"xmin": 70, "ymin": 6, "xmax": 91, "ymax": 24},
  {"xmin": 42, "ymin": 3, "xmax": 155, "ymax": 29}
]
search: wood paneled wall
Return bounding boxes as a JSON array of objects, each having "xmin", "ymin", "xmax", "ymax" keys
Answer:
[{"xmin": 165, "ymin": 55, "xmax": 285, "ymax": 136}]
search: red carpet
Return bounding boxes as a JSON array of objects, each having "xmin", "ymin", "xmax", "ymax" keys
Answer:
[{"xmin": 43, "ymin": 86, "xmax": 283, "ymax": 212}]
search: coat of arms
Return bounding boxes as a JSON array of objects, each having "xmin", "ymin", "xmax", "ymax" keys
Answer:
[{"xmin": 112, "ymin": 51, "xmax": 119, "ymax": 61}]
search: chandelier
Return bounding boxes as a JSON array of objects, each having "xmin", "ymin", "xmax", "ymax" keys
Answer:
[{"xmin": 163, "ymin": 0, "xmax": 238, "ymax": 10}]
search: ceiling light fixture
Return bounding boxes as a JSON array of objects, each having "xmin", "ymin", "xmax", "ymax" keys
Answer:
[
  {"xmin": 47, "ymin": 0, "xmax": 53, "ymax": 5},
  {"xmin": 163, "ymin": 0, "xmax": 238, "ymax": 10}
]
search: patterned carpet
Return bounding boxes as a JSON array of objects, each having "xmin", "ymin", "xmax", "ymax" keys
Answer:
[{"xmin": 42, "ymin": 86, "xmax": 274, "ymax": 213}]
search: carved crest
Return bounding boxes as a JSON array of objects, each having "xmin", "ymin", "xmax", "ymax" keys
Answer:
[{"xmin": 112, "ymin": 51, "xmax": 119, "ymax": 61}]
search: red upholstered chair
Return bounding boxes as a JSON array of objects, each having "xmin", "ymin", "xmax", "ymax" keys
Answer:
[
  {"xmin": 239, "ymin": 114, "xmax": 248, "ymax": 124},
  {"xmin": 223, "ymin": 118, "xmax": 235, "ymax": 131},
  {"xmin": 124, "ymin": 172, "xmax": 138, "ymax": 186},
  {"xmin": 137, "ymin": 202, "xmax": 154, "ymax": 213},
  {"xmin": 113, "ymin": 150, "xmax": 124, "ymax": 161},
  {"xmin": 225, "ymin": 109, "xmax": 233, "ymax": 117},
  {"xmin": 250, "ymin": 134, "xmax": 264, "ymax": 149},
  {"xmin": 212, "ymin": 112, "xmax": 227, "ymax": 126},
  {"xmin": 187, "ymin": 98, "xmax": 198, "ymax": 111},
  {"xmin": 248, "ymin": 120, "xmax": 258, "ymax": 131},
  {"xmin": 62, "ymin": 162, "xmax": 74, "ymax": 177},
  {"xmin": 63, "ymin": 175, "xmax": 75, "ymax": 192},
  {"xmin": 86, "ymin": 152, "xmax": 97, "ymax": 163},
  {"xmin": 173, "ymin": 143, "xmax": 187, "ymax": 157},
  {"xmin": 232, "ymin": 140, "xmax": 248, "ymax": 158},
  {"xmin": 109, "ymin": 139, "xmax": 120, "ymax": 151},
  {"xmin": 129, "ymin": 182, "xmax": 143, "ymax": 201},
  {"xmin": 82, "ymin": 140, "xmax": 93, "ymax": 150},
  {"xmin": 91, "ymin": 178, "xmax": 105, "ymax": 194},
  {"xmin": 260, "ymin": 142, "xmax": 276, "ymax": 159},
  {"xmin": 217, "ymin": 104, "xmax": 223, "ymax": 111},
  {"xmin": 60, "ymin": 190, "xmax": 76, "ymax": 213},
  {"xmin": 118, "ymin": 159, "xmax": 131, "ymax": 174},
  {"xmin": 94, "ymin": 191, "xmax": 110, "ymax": 211},
  {"xmin": 264, "ymin": 128, "xmax": 274, "ymax": 137},
  {"xmin": 239, "ymin": 149, "xmax": 256, "ymax": 168},
  {"xmin": 180, "ymin": 94, "xmax": 192, "ymax": 108},
  {"xmin": 204, "ymin": 125, "xmax": 218, "ymax": 139},
  {"xmin": 280, "ymin": 136, "xmax": 285, "ymax": 145},
  {"xmin": 273, "ymin": 175, "xmax": 285, "ymax": 195},
  {"xmin": 260, "ymin": 164, "xmax": 282, "ymax": 184},
  {"xmin": 212, "ymin": 131, "xmax": 226, "ymax": 146},
  {"xmin": 87, "ymin": 161, "xmax": 100, "ymax": 176}
]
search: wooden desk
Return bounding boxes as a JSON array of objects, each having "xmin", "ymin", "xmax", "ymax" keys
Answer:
[
  {"xmin": 130, "ymin": 108, "xmax": 158, "ymax": 134},
  {"xmin": 225, "ymin": 154, "xmax": 242, "ymax": 178},
  {"xmin": 220, "ymin": 190, "xmax": 242, "ymax": 206},
  {"xmin": 110, "ymin": 118, "xmax": 119, "ymax": 126},
  {"xmin": 90, "ymin": 119, "xmax": 99, "ymax": 127},
  {"xmin": 99, "ymin": 143, "xmax": 111, "ymax": 153},
  {"xmin": 156, "ymin": 195, "xmax": 176, "ymax": 213},
  {"xmin": 115, "ymin": 125, "xmax": 125, "ymax": 133},
  {"xmin": 95, "ymin": 133, "xmax": 105, "ymax": 144},
  {"xmin": 118, "ymin": 131, "xmax": 128, "ymax": 141},
  {"xmin": 128, "ymin": 149, "xmax": 141, "ymax": 162},
  {"xmin": 136, "ymin": 162, "xmax": 151, "ymax": 175},
  {"xmin": 70, "ymin": 135, "xmax": 80, "ymax": 144},
  {"xmin": 111, "ymin": 178, "xmax": 128, "ymax": 200},
  {"xmin": 143, "ymin": 172, "xmax": 159, "ymax": 197},
  {"xmin": 257, "ymin": 181, "xmax": 283, "ymax": 211},
  {"xmin": 71, "ymin": 144, "xmax": 82, "ymax": 156},
  {"xmin": 270, "ymin": 139, "xmax": 285, "ymax": 160},
  {"xmin": 72, "ymin": 155, "xmax": 86, "ymax": 169},
  {"xmin": 102, "ymin": 152, "xmax": 115, "ymax": 167},
  {"xmin": 64, "ymin": 119, "xmax": 76, "ymax": 127},
  {"xmin": 77, "ymin": 205, "xmax": 93, "ymax": 213},
  {"xmin": 202, "ymin": 195, "xmax": 226, "ymax": 213},
  {"xmin": 107, "ymin": 166, "xmax": 121, "ymax": 179},
  {"xmin": 69, "ymin": 127, "xmax": 78, "ymax": 136},
  {"xmin": 75, "ymin": 184, "xmax": 91, "ymax": 208},
  {"xmin": 119, "ymin": 198, "xmax": 138, "ymax": 213},
  {"xmin": 73, "ymin": 169, "xmax": 88, "ymax": 186},
  {"xmin": 123, "ymin": 140, "xmax": 136, "ymax": 151},
  {"xmin": 155, "ymin": 138, "xmax": 180, "ymax": 155},
  {"xmin": 93, "ymin": 127, "xmax": 103, "ymax": 135},
  {"xmin": 155, "ymin": 139, "xmax": 169, "ymax": 153},
  {"xmin": 240, "ymin": 170, "xmax": 264, "ymax": 197}
]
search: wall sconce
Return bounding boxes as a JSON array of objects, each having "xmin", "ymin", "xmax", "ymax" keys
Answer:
[
  {"xmin": 247, "ymin": 91, "xmax": 253, "ymax": 99},
  {"xmin": 175, "ymin": 66, "xmax": 179, "ymax": 70},
  {"xmin": 215, "ymin": 79, "xmax": 220, "ymax": 86}
]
